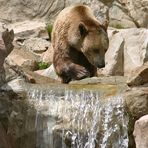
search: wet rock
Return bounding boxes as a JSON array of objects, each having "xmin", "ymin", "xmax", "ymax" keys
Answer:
[
  {"xmin": 23, "ymin": 70, "xmax": 60, "ymax": 84},
  {"xmin": 133, "ymin": 115, "xmax": 148, "ymax": 148},
  {"xmin": 1, "ymin": 78, "xmax": 26, "ymax": 94},
  {"xmin": 125, "ymin": 87, "xmax": 148, "ymax": 120},
  {"xmin": 127, "ymin": 62, "xmax": 148, "ymax": 86},
  {"xmin": 70, "ymin": 76, "xmax": 127, "ymax": 85}
]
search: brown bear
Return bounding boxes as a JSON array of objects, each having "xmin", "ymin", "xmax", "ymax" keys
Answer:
[{"xmin": 51, "ymin": 5, "xmax": 109, "ymax": 83}]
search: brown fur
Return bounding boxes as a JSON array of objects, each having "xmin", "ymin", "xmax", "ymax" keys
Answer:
[{"xmin": 51, "ymin": 5, "xmax": 109, "ymax": 83}]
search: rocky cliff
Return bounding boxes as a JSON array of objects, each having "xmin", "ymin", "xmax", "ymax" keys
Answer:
[{"xmin": 0, "ymin": 0, "xmax": 148, "ymax": 28}]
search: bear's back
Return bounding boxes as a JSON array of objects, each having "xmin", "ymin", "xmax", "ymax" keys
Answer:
[{"xmin": 53, "ymin": 5, "xmax": 97, "ymax": 26}]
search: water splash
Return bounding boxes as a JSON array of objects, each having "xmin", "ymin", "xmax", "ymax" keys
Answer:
[{"xmin": 26, "ymin": 88, "xmax": 128, "ymax": 148}]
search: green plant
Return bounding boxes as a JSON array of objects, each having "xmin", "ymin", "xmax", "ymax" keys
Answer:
[
  {"xmin": 46, "ymin": 23, "xmax": 53, "ymax": 40},
  {"xmin": 37, "ymin": 62, "xmax": 50, "ymax": 70},
  {"xmin": 110, "ymin": 23, "xmax": 125, "ymax": 29}
]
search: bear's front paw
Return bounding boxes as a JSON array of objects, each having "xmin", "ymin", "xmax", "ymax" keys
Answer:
[
  {"xmin": 60, "ymin": 64, "xmax": 90, "ymax": 83},
  {"xmin": 72, "ymin": 64, "xmax": 90, "ymax": 80}
]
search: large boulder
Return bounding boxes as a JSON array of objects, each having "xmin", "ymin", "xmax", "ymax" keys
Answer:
[
  {"xmin": 122, "ymin": 28, "xmax": 148, "ymax": 75},
  {"xmin": 103, "ymin": 28, "xmax": 148, "ymax": 76},
  {"xmin": 125, "ymin": 87, "xmax": 148, "ymax": 120},
  {"xmin": 5, "ymin": 47, "xmax": 38, "ymax": 71},
  {"xmin": 103, "ymin": 30, "xmax": 124, "ymax": 75},
  {"xmin": 133, "ymin": 115, "xmax": 148, "ymax": 148},
  {"xmin": 7, "ymin": 20, "xmax": 47, "ymax": 40}
]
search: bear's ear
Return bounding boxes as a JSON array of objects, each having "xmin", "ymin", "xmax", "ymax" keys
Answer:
[
  {"xmin": 101, "ymin": 20, "xmax": 109, "ymax": 32},
  {"xmin": 79, "ymin": 22, "xmax": 88, "ymax": 37}
]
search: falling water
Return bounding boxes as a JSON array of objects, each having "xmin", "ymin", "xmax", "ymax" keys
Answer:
[{"xmin": 26, "ymin": 87, "xmax": 128, "ymax": 148}]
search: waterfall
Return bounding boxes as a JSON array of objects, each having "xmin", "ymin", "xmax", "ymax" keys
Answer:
[{"xmin": 26, "ymin": 87, "xmax": 128, "ymax": 148}]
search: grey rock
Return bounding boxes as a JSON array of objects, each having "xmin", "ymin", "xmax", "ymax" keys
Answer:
[
  {"xmin": 23, "ymin": 37, "xmax": 50, "ymax": 54},
  {"xmin": 5, "ymin": 47, "xmax": 38, "ymax": 71}
]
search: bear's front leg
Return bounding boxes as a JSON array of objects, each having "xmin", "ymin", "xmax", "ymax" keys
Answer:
[{"xmin": 54, "ymin": 61, "xmax": 90, "ymax": 83}]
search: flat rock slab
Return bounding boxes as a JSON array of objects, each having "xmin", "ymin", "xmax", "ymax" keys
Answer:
[
  {"xmin": 70, "ymin": 76, "xmax": 127, "ymax": 85},
  {"xmin": 7, "ymin": 21, "xmax": 47, "ymax": 39}
]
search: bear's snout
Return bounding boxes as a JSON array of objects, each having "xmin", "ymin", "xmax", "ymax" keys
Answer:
[{"xmin": 96, "ymin": 60, "xmax": 105, "ymax": 68}]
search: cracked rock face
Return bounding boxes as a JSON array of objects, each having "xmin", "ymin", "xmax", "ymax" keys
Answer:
[{"xmin": 0, "ymin": 0, "xmax": 65, "ymax": 23}]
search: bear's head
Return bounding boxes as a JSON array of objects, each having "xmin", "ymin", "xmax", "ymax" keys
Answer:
[{"xmin": 68, "ymin": 20, "xmax": 109, "ymax": 68}]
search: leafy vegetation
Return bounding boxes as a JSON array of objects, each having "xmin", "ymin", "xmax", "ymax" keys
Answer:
[
  {"xmin": 37, "ymin": 62, "xmax": 50, "ymax": 70},
  {"xmin": 110, "ymin": 23, "xmax": 125, "ymax": 29},
  {"xmin": 46, "ymin": 23, "xmax": 53, "ymax": 40}
]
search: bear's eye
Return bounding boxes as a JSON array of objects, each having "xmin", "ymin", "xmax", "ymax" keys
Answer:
[
  {"xmin": 98, "ymin": 28, "xmax": 102, "ymax": 33},
  {"xmin": 105, "ymin": 48, "xmax": 108, "ymax": 52}
]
